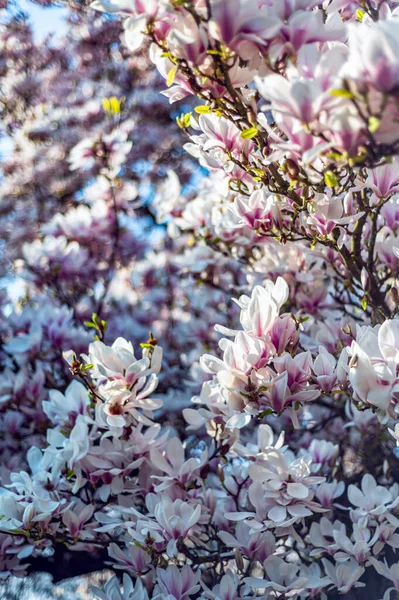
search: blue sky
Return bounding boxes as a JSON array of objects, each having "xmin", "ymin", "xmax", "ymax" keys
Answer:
[{"xmin": 19, "ymin": 0, "xmax": 68, "ymax": 40}]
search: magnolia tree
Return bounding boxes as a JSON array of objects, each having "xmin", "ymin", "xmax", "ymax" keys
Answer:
[{"xmin": 2, "ymin": 0, "xmax": 399, "ymax": 599}]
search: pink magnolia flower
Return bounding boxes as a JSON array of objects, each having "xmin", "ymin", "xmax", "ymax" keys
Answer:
[
  {"xmin": 263, "ymin": 351, "xmax": 320, "ymax": 424},
  {"xmin": 242, "ymin": 448, "xmax": 325, "ymax": 527},
  {"xmin": 280, "ymin": 9, "xmax": 343, "ymax": 54},
  {"xmin": 90, "ymin": 0, "xmax": 161, "ymax": 51},
  {"xmin": 373, "ymin": 522, "xmax": 399, "ymax": 555},
  {"xmin": 202, "ymin": 571, "xmax": 241, "ymax": 600},
  {"xmin": 231, "ymin": 189, "xmax": 284, "ymax": 231},
  {"xmin": 245, "ymin": 556, "xmax": 308, "ymax": 596},
  {"xmin": 48, "ymin": 414, "xmax": 90, "ymax": 470},
  {"xmin": 343, "ymin": 19, "xmax": 399, "ymax": 92},
  {"xmin": 43, "ymin": 380, "xmax": 90, "ymax": 427},
  {"xmin": 154, "ymin": 565, "xmax": 201, "ymax": 600},
  {"xmin": 92, "ymin": 573, "xmax": 149, "ymax": 600},
  {"xmin": 377, "ymin": 232, "xmax": 399, "ymax": 271},
  {"xmin": 258, "ymin": 66, "xmax": 337, "ymax": 125},
  {"xmin": 321, "ymin": 558, "xmax": 365, "ymax": 595},
  {"xmin": 218, "ymin": 521, "xmax": 275, "ymax": 562},
  {"xmin": 167, "ymin": 13, "xmax": 209, "ymax": 65},
  {"xmin": 348, "ymin": 473, "xmax": 399, "ymax": 522},
  {"xmin": 233, "ymin": 277, "xmax": 289, "ymax": 339},
  {"xmin": 208, "ymin": 0, "xmax": 281, "ymax": 61},
  {"xmin": 86, "ymin": 337, "xmax": 162, "ymax": 384},
  {"xmin": 316, "ymin": 481, "xmax": 344, "ymax": 509},
  {"xmin": 308, "ymin": 517, "xmax": 346, "ymax": 557},
  {"xmin": 355, "ymin": 159, "xmax": 399, "ymax": 200},
  {"xmin": 62, "ymin": 502, "xmax": 95, "ymax": 539},
  {"xmin": 326, "ymin": 105, "xmax": 365, "ymax": 155},
  {"xmin": 106, "ymin": 543, "xmax": 152, "ymax": 576},
  {"xmin": 333, "ymin": 522, "xmax": 374, "ymax": 564},
  {"xmin": 306, "ymin": 193, "xmax": 364, "ymax": 243},
  {"xmin": 233, "ymin": 423, "xmax": 285, "ymax": 458},
  {"xmin": 269, "ymin": 313, "xmax": 299, "ymax": 355},
  {"xmin": 307, "ymin": 439, "xmax": 338, "ymax": 467},
  {"xmin": 369, "ymin": 558, "xmax": 399, "ymax": 596},
  {"xmin": 342, "ymin": 319, "xmax": 399, "ymax": 421},
  {"xmin": 312, "ymin": 346, "xmax": 338, "ymax": 393},
  {"xmin": 185, "ymin": 115, "xmax": 254, "ymax": 180},
  {"xmin": 150, "ymin": 437, "xmax": 208, "ymax": 493},
  {"xmin": 98, "ymin": 377, "xmax": 162, "ymax": 429},
  {"xmin": 381, "ymin": 195, "xmax": 399, "ymax": 229},
  {"xmin": 136, "ymin": 498, "xmax": 202, "ymax": 557}
]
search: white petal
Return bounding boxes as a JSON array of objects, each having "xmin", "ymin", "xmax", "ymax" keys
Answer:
[
  {"xmin": 287, "ymin": 482, "xmax": 309, "ymax": 499},
  {"xmin": 268, "ymin": 505, "xmax": 287, "ymax": 522},
  {"xmin": 226, "ymin": 413, "xmax": 251, "ymax": 430}
]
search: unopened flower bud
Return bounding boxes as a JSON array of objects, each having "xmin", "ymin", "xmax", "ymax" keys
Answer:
[
  {"xmin": 285, "ymin": 158, "xmax": 300, "ymax": 179},
  {"xmin": 235, "ymin": 547, "xmax": 244, "ymax": 571},
  {"xmin": 360, "ymin": 267, "xmax": 371, "ymax": 292},
  {"xmin": 218, "ymin": 463, "xmax": 225, "ymax": 484},
  {"xmin": 390, "ymin": 283, "xmax": 399, "ymax": 305},
  {"xmin": 246, "ymin": 107, "xmax": 257, "ymax": 125}
]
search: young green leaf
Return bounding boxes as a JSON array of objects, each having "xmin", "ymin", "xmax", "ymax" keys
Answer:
[{"xmin": 240, "ymin": 127, "xmax": 258, "ymax": 139}]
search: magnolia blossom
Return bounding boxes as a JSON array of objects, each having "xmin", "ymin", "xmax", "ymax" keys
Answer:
[
  {"xmin": 370, "ymin": 558, "xmax": 399, "ymax": 599},
  {"xmin": 209, "ymin": 0, "xmax": 281, "ymax": 61},
  {"xmin": 341, "ymin": 320, "xmax": 399, "ymax": 420},
  {"xmin": 307, "ymin": 439, "xmax": 338, "ymax": 467},
  {"xmin": 315, "ymin": 481, "xmax": 345, "ymax": 509},
  {"xmin": 348, "ymin": 474, "xmax": 399, "ymax": 523},
  {"xmin": 306, "ymin": 193, "xmax": 364, "ymax": 244},
  {"xmin": 132, "ymin": 498, "xmax": 202, "ymax": 557},
  {"xmin": 356, "ymin": 160, "xmax": 399, "ymax": 200},
  {"xmin": 232, "ymin": 189, "xmax": 283, "ymax": 231},
  {"xmin": 154, "ymin": 565, "xmax": 201, "ymax": 600},
  {"xmin": 43, "ymin": 380, "xmax": 90, "ymax": 427},
  {"xmin": 343, "ymin": 20, "xmax": 399, "ymax": 92},
  {"xmin": 240, "ymin": 448, "xmax": 325, "ymax": 528},
  {"xmin": 245, "ymin": 556, "xmax": 308, "ymax": 596},
  {"xmin": 82, "ymin": 338, "xmax": 163, "ymax": 427},
  {"xmin": 200, "ymin": 571, "xmax": 242, "ymax": 600},
  {"xmin": 219, "ymin": 522, "xmax": 276, "ymax": 562},
  {"xmin": 322, "ymin": 558, "xmax": 365, "ymax": 595},
  {"xmin": 233, "ymin": 277, "xmax": 289, "ymax": 339},
  {"xmin": 184, "ymin": 115, "xmax": 254, "ymax": 181},
  {"xmin": 85, "ymin": 338, "xmax": 161, "ymax": 382},
  {"xmin": 150, "ymin": 437, "xmax": 207, "ymax": 492},
  {"xmin": 92, "ymin": 573, "xmax": 149, "ymax": 600}
]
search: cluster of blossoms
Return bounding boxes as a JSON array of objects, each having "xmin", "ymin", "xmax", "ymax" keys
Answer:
[
  {"xmin": 3, "ymin": 0, "xmax": 399, "ymax": 598},
  {"xmin": 2, "ymin": 285, "xmax": 399, "ymax": 599}
]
